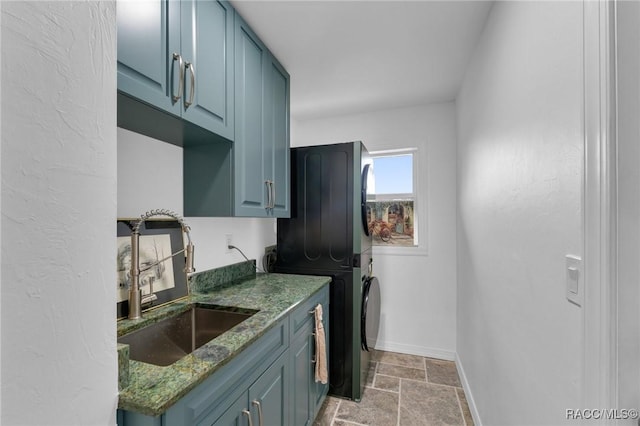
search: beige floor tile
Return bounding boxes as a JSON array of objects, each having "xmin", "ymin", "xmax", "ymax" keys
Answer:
[
  {"xmin": 315, "ymin": 351, "xmax": 473, "ymax": 426},
  {"xmin": 425, "ymin": 358, "xmax": 461, "ymax": 387},
  {"xmin": 373, "ymin": 374, "xmax": 400, "ymax": 392},
  {"xmin": 365, "ymin": 361, "xmax": 377, "ymax": 387},
  {"xmin": 314, "ymin": 396, "xmax": 340, "ymax": 426},
  {"xmin": 456, "ymin": 388, "xmax": 474, "ymax": 426},
  {"xmin": 377, "ymin": 362, "xmax": 426, "ymax": 381},
  {"xmin": 336, "ymin": 387, "xmax": 399, "ymax": 426},
  {"xmin": 374, "ymin": 350, "xmax": 426, "ymax": 369},
  {"xmin": 399, "ymin": 380, "xmax": 464, "ymax": 426}
]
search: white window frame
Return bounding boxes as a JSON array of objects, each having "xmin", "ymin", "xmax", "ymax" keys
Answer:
[{"xmin": 369, "ymin": 147, "xmax": 427, "ymax": 256}]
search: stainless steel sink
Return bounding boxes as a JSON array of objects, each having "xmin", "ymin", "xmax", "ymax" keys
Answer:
[{"xmin": 118, "ymin": 305, "xmax": 257, "ymax": 366}]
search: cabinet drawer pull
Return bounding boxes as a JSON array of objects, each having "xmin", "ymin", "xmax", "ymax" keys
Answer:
[
  {"xmin": 184, "ymin": 61, "xmax": 195, "ymax": 108},
  {"xmin": 252, "ymin": 400, "xmax": 264, "ymax": 426},
  {"xmin": 171, "ymin": 53, "xmax": 184, "ymax": 102},
  {"xmin": 242, "ymin": 409, "xmax": 253, "ymax": 426}
]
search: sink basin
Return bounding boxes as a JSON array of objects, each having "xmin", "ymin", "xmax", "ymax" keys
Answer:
[{"xmin": 118, "ymin": 305, "xmax": 258, "ymax": 366}]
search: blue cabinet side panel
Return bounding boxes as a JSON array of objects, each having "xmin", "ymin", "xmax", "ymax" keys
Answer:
[{"xmin": 118, "ymin": 409, "xmax": 162, "ymax": 426}]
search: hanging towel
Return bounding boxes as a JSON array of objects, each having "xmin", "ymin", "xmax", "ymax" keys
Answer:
[{"xmin": 314, "ymin": 303, "xmax": 328, "ymax": 384}]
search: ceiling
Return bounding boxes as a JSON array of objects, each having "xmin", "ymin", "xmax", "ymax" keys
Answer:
[{"xmin": 231, "ymin": 0, "xmax": 494, "ymax": 121}]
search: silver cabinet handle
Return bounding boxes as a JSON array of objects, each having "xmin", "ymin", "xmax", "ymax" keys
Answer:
[
  {"xmin": 270, "ymin": 181, "xmax": 275, "ymax": 209},
  {"xmin": 184, "ymin": 61, "xmax": 195, "ymax": 108},
  {"xmin": 242, "ymin": 409, "xmax": 253, "ymax": 426},
  {"xmin": 252, "ymin": 400, "xmax": 264, "ymax": 426},
  {"xmin": 171, "ymin": 53, "xmax": 184, "ymax": 102},
  {"xmin": 265, "ymin": 180, "xmax": 272, "ymax": 211}
]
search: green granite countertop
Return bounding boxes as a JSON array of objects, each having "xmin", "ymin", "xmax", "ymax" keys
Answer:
[{"xmin": 117, "ymin": 269, "xmax": 330, "ymax": 417}]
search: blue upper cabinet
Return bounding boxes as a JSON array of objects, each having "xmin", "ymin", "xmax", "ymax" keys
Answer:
[
  {"xmin": 118, "ymin": 1, "xmax": 290, "ymax": 218},
  {"xmin": 234, "ymin": 15, "xmax": 267, "ymax": 217},
  {"xmin": 180, "ymin": 0, "xmax": 234, "ymax": 141},
  {"xmin": 117, "ymin": 0, "xmax": 181, "ymax": 117},
  {"xmin": 266, "ymin": 57, "xmax": 291, "ymax": 217},
  {"xmin": 117, "ymin": 0, "xmax": 234, "ymax": 141},
  {"xmin": 234, "ymin": 13, "xmax": 290, "ymax": 218}
]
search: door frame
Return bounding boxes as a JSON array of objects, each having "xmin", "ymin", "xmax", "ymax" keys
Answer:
[{"xmin": 583, "ymin": 0, "xmax": 617, "ymax": 415}]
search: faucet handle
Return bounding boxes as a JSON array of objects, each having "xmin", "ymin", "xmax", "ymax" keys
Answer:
[{"xmin": 141, "ymin": 293, "xmax": 158, "ymax": 307}]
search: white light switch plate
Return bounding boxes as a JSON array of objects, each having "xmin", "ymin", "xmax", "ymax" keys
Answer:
[{"xmin": 566, "ymin": 255, "xmax": 582, "ymax": 306}]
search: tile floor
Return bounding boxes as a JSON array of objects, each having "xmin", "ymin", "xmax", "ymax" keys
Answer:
[{"xmin": 314, "ymin": 350, "xmax": 474, "ymax": 426}]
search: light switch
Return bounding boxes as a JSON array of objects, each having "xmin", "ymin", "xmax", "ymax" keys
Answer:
[
  {"xmin": 566, "ymin": 255, "xmax": 582, "ymax": 306},
  {"xmin": 567, "ymin": 267, "xmax": 579, "ymax": 293}
]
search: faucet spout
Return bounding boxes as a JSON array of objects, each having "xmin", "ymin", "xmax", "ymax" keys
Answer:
[{"xmin": 128, "ymin": 209, "xmax": 195, "ymax": 320}]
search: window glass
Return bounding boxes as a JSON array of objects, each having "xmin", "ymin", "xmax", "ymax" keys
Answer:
[
  {"xmin": 372, "ymin": 154, "xmax": 413, "ymax": 194},
  {"xmin": 367, "ymin": 150, "xmax": 417, "ymax": 247}
]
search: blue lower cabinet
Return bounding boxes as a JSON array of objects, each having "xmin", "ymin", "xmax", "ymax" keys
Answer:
[
  {"xmin": 247, "ymin": 352, "xmax": 289, "ymax": 426},
  {"xmin": 291, "ymin": 331, "xmax": 314, "ymax": 426},
  {"xmin": 290, "ymin": 287, "xmax": 330, "ymax": 426},
  {"xmin": 117, "ymin": 285, "xmax": 329, "ymax": 426},
  {"xmin": 117, "ymin": 410, "xmax": 161, "ymax": 426},
  {"xmin": 212, "ymin": 351, "xmax": 289, "ymax": 426},
  {"xmin": 209, "ymin": 392, "xmax": 249, "ymax": 426}
]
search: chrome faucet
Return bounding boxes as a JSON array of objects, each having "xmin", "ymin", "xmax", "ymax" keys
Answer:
[{"xmin": 129, "ymin": 209, "xmax": 195, "ymax": 320}]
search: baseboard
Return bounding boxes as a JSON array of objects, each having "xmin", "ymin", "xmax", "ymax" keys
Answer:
[
  {"xmin": 374, "ymin": 340, "xmax": 456, "ymax": 361},
  {"xmin": 455, "ymin": 353, "xmax": 482, "ymax": 426}
]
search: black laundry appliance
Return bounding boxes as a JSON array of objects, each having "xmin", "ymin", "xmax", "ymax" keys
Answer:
[{"xmin": 275, "ymin": 141, "xmax": 381, "ymax": 402}]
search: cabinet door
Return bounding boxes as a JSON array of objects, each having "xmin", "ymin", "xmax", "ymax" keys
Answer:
[
  {"xmin": 234, "ymin": 14, "xmax": 268, "ymax": 217},
  {"xmin": 265, "ymin": 57, "xmax": 290, "ymax": 218},
  {"xmin": 117, "ymin": 0, "xmax": 181, "ymax": 116},
  {"xmin": 248, "ymin": 352, "xmax": 289, "ymax": 426},
  {"xmin": 289, "ymin": 289, "xmax": 330, "ymax": 424},
  {"xmin": 291, "ymin": 331, "xmax": 313, "ymax": 426},
  {"xmin": 181, "ymin": 0, "xmax": 234, "ymax": 140},
  {"xmin": 212, "ymin": 393, "xmax": 250, "ymax": 426}
]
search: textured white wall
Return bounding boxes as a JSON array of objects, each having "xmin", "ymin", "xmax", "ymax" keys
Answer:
[
  {"xmin": 1, "ymin": 2, "xmax": 118, "ymax": 425},
  {"xmin": 615, "ymin": 1, "xmax": 640, "ymax": 419},
  {"xmin": 456, "ymin": 2, "xmax": 584, "ymax": 424},
  {"xmin": 117, "ymin": 128, "xmax": 277, "ymax": 273},
  {"xmin": 293, "ymin": 102, "xmax": 458, "ymax": 359}
]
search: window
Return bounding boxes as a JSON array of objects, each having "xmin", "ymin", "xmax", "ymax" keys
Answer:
[{"xmin": 367, "ymin": 148, "xmax": 418, "ymax": 247}]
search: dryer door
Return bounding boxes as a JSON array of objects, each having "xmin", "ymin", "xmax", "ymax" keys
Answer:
[{"xmin": 361, "ymin": 276, "xmax": 381, "ymax": 351}]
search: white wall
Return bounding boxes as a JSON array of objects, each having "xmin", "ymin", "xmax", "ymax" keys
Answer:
[
  {"xmin": 614, "ymin": 1, "xmax": 640, "ymax": 419},
  {"xmin": 456, "ymin": 2, "xmax": 584, "ymax": 425},
  {"xmin": 117, "ymin": 128, "xmax": 276, "ymax": 272},
  {"xmin": 293, "ymin": 102, "xmax": 458, "ymax": 359},
  {"xmin": 1, "ymin": 2, "xmax": 118, "ymax": 425}
]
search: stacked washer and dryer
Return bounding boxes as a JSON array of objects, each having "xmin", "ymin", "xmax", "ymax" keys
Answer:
[{"xmin": 275, "ymin": 141, "xmax": 381, "ymax": 402}]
